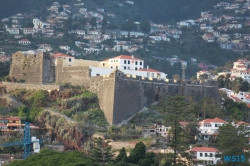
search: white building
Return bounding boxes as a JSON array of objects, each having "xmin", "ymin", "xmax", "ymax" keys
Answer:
[
  {"xmin": 95, "ymin": 55, "xmax": 167, "ymax": 79},
  {"xmin": 33, "ymin": 18, "xmax": 50, "ymax": 29},
  {"xmin": 190, "ymin": 147, "xmax": 220, "ymax": 165},
  {"xmin": 196, "ymin": 70, "xmax": 212, "ymax": 80},
  {"xmin": 100, "ymin": 55, "xmax": 144, "ymax": 70},
  {"xmin": 198, "ymin": 118, "xmax": 226, "ymax": 141},
  {"xmin": 23, "ymin": 28, "xmax": 37, "ymax": 35},
  {"xmin": 18, "ymin": 39, "xmax": 31, "ymax": 45},
  {"xmin": 51, "ymin": 53, "xmax": 75, "ymax": 67},
  {"xmin": 230, "ymin": 59, "xmax": 250, "ymax": 82},
  {"xmin": 6, "ymin": 28, "xmax": 19, "ymax": 35},
  {"xmin": 38, "ymin": 44, "xmax": 52, "ymax": 51}
]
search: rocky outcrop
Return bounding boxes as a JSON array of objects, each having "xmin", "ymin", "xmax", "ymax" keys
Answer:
[{"xmin": 37, "ymin": 110, "xmax": 93, "ymax": 150}]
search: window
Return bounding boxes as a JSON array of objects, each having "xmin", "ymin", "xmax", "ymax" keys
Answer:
[
  {"xmin": 111, "ymin": 60, "xmax": 113, "ymax": 62},
  {"xmin": 103, "ymin": 63, "xmax": 105, "ymax": 66},
  {"xmin": 140, "ymin": 61, "xmax": 142, "ymax": 65},
  {"xmin": 124, "ymin": 66, "xmax": 126, "ymax": 69},
  {"xmin": 151, "ymin": 73, "xmax": 154, "ymax": 77},
  {"xmin": 215, "ymin": 124, "xmax": 218, "ymax": 127},
  {"xmin": 116, "ymin": 60, "xmax": 118, "ymax": 62},
  {"xmin": 150, "ymin": 130, "xmax": 155, "ymax": 132},
  {"xmin": 116, "ymin": 66, "xmax": 118, "ymax": 69},
  {"xmin": 135, "ymin": 67, "xmax": 137, "ymax": 70},
  {"xmin": 111, "ymin": 66, "xmax": 113, "ymax": 69},
  {"xmin": 69, "ymin": 58, "xmax": 71, "ymax": 62},
  {"xmin": 147, "ymin": 72, "xmax": 150, "ymax": 77},
  {"xmin": 200, "ymin": 153, "xmax": 203, "ymax": 157},
  {"xmin": 210, "ymin": 153, "xmax": 213, "ymax": 157},
  {"xmin": 205, "ymin": 153, "xmax": 208, "ymax": 157},
  {"xmin": 128, "ymin": 67, "xmax": 130, "ymax": 70},
  {"xmin": 128, "ymin": 60, "xmax": 130, "ymax": 64},
  {"xmin": 124, "ymin": 60, "xmax": 127, "ymax": 64},
  {"xmin": 135, "ymin": 61, "xmax": 138, "ymax": 65}
]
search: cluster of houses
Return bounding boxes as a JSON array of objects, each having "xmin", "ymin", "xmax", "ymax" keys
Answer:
[
  {"xmin": 0, "ymin": 0, "xmax": 183, "ymax": 57},
  {"xmin": 143, "ymin": 117, "xmax": 250, "ymax": 165},
  {"xmin": 0, "ymin": 116, "xmax": 39, "ymax": 132},
  {"xmin": 178, "ymin": 0, "xmax": 250, "ymax": 51}
]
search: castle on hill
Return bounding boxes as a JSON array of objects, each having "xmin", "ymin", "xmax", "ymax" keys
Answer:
[{"xmin": 7, "ymin": 51, "xmax": 219, "ymax": 124}]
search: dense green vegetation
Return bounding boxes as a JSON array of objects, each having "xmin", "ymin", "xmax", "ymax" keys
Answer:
[
  {"xmin": 0, "ymin": 61, "xmax": 11, "ymax": 80},
  {"xmin": 9, "ymin": 149, "xmax": 95, "ymax": 166},
  {"xmin": 0, "ymin": 0, "xmax": 234, "ymax": 23},
  {"xmin": 135, "ymin": 0, "xmax": 234, "ymax": 23}
]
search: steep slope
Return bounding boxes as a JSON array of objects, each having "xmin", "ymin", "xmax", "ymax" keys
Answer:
[{"xmin": 0, "ymin": 0, "xmax": 234, "ymax": 23}]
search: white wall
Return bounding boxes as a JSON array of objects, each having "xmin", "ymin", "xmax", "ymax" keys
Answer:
[{"xmin": 90, "ymin": 66, "xmax": 115, "ymax": 76}]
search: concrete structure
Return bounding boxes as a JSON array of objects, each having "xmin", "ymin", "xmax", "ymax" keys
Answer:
[{"xmin": 8, "ymin": 52, "xmax": 221, "ymax": 124}]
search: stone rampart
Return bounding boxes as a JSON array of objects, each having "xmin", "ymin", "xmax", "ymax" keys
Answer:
[
  {"xmin": 111, "ymin": 71, "xmax": 220, "ymax": 124},
  {"xmin": 3, "ymin": 82, "xmax": 62, "ymax": 92},
  {"xmin": 9, "ymin": 51, "xmax": 52, "ymax": 83},
  {"xmin": 7, "ymin": 52, "xmax": 221, "ymax": 125}
]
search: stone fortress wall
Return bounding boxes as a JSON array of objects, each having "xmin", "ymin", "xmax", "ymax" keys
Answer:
[{"xmin": 8, "ymin": 52, "xmax": 220, "ymax": 124}]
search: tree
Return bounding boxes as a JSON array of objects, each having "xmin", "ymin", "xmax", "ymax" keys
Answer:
[
  {"xmin": 127, "ymin": 142, "xmax": 146, "ymax": 164},
  {"xmin": 80, "ymin": 18, "xmax": 88, "ymax": 27},
  {"xmin": 90, "ymin": 137, "xmax": 113, "ymax": 166},
  {"xmin": 121, "ymin": 19, "xmax": 135, "ymax": 31},
  {"xmin": 58, "ymin": 6, "xmax": 63, "ymax": 13},
  {"xmin": 138, "ymin": 152, "xmax": 159, "ymax": 166},
  {"xmin": 140, "ymin": 20, "xmax": 151, "ymax": 33},
  {"xmin": 17, "ymin": 106, "xmax": 29, "ymax": 119},
  {"xmin": 173, "ymin": 74, "xmax": 181, "ymax": 81},
  {"xmin": 217, "ymin": 123, "xmax": 250, "ymax": 165},
  {"xmin": 164, "ymin": 96, "xmax": 192, "ymax": 165},
  {"xmin": 90, "ymin": 17, "xmax": 97, "ymax": 28},
  {"xmin": 115, "ymin": 147, "xmax": 127, "ymax": 163},
  {"xmin": 102, "ymin": 17, "xmax": 107, "ymax": 29}
]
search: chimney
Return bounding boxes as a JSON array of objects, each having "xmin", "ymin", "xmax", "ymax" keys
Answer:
[{"xmin": 147, "ymin": 66, "xmax": 149, "ymax": 70}]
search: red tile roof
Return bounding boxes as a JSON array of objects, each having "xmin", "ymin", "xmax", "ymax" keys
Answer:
[
  {"xmin": 51, "ymin": 53, "xmax": 73, "ymax": 58},
  {"xmin": 0, "ymin": 116, "xmax": 21, "ymax": 121},
  {"xmin": 199, "ymin": 118, "xmax": 226, "ymax": 124},
  {"xmin": 179, "ymin": 121, "xmax": 189, "ymax": 126},
  {"xmin": 191, "ymin": 147, "xmax": 218, "ymax": 152},
  {"xmin": 0, "ymin": 123, "xmax": 6, "ymax": 127},
  {"xmin": 230, "ymin": 95, "xmax": 241, "ymax": 101},
  {"xmin": 139, "ymin": 68, "xmax": 160, "ymax": 73},
  {"xmin": 111, "ymin": 55, "xmax": 142, "ymax": 60},
  {"xmin": 7, "ymin": 123, "xmax": 24, "ymax": 127},
  {"xmin": 19, "ymin": 39, "xmax": 30, "ymax": 42},
  {"xmin": 237, "ymin": 121, "xmax": 249, "ymax": 126}
]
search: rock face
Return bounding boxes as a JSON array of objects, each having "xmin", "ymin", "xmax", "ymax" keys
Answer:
[{"xmin": 37, "ymin": 110, "xmax": 93, "ymax": 150}]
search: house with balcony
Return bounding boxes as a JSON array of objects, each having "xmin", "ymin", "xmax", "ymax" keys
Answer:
[
  {"xmin": 190, "ymin": 147, "xmax": 221, "ymax": 165},
  {"xmin": 198, "ymin": 118, "xmax": 227, "ymax": 141}
]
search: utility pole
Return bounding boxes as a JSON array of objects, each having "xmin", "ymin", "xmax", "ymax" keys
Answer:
[{"xmin": 181, "ymin": 63, "xmax": 187, "ymax": 81}]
